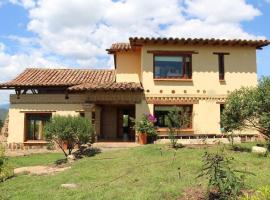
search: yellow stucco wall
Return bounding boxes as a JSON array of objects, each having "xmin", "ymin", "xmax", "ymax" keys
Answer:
[
  {"xmin": 141, "ymin": 45, "xmax": 257, "ymax": 94},
  {"xmin": 7, "ymin": 103, "xmax": 83, "ymax": 143},
  {"xmin": 137, "ymin": 44, "xmax": 258, "ymax": 135},
  {"xmin": 116, "ymin": 50, "xmax": 141, "ymax": 82}
]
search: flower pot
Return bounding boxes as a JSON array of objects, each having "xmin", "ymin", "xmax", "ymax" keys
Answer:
[{"xmin": 138, "ymin": 133, "xmax": 147, "ymax": 145}]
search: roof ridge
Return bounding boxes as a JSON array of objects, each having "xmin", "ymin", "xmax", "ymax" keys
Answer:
[{"xmin": 25, "ymin": 68, "xmax": 115, "ymax": 71}]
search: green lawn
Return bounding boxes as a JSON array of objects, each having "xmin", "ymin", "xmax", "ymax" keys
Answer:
[{"xmin": 1, "ymin": 144, "xmax": 270, "ymax": 200}]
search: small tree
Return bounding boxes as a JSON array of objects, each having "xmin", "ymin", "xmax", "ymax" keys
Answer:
[
  {"xmin": 222, "ymin": 77, "xmax": 270, "ymax": 140},
  {"xmin": 44, "ymin": 115, "xmax": 94, "ymax": 157},
  {"xmin": 167, "ymin": 107, "xmax": 190, "ymax": 148},
  {"xmin": 198, "ymin": 149, "xmax": 249, "ymax": 200},
  {"xmin": 0, "ymin": 119, "xmax": 3, "ymax": 129}
]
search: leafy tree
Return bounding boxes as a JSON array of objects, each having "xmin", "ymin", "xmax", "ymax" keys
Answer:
[
  {"xmin": 222, "ymin": 77, "xmax": 270, "ymax": 139},
  {"xmin": 44, "ymin": 115, "xmax": 94, "ymax": 157},
  {"xmin": 0, "ymin": 120, "xmax": 3, "ymax": 129},
  {"xmin": 167, "ymin": 107, "xmax": 190, "ymax": 148}
]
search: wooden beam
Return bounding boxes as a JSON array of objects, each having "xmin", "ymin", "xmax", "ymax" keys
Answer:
[{"xmin": 147, "ymin": 50, "xmax": 199, "ymax": 55}]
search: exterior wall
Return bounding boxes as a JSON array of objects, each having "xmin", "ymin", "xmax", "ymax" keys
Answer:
[
  {"xmin": 140, "ymin": 44, "xmax": 258, "ymax": 135},
  {"xmin": 7, "ymin": 103, "xmax": 82, "ymax": 144},
  {"xmin": 116, "ymin": 50, "xmax": 141, "ymax": 83},
  {"xmin": 141, "ymin": 45, "xmax": 257, "ymax": 94}
]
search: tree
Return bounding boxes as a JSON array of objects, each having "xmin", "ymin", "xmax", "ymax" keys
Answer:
[
  {"xmin": 0, "ymin": 120, "xmax": 3, "ymax": 129},
  {"xmin": 167, "ymin": 107, "xmax": 190, "ymax": 148},
  {"xmin": 44, "ymin": 115, "xmax": 94, "ymax": 157},
  {"xmin": 222, "ymin": 77, "xmax": 270, "ymax": 139}
]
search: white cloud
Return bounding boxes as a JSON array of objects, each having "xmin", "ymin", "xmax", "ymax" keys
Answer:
[
  {"xmin": 0, "ymin": 0, "xmax": 266, "ymax": 105},
  {"xmin": 9, "ymin": 0, "xmax": 36, "ymax": 8},
  {"xmin": 184, "ymin": 0, "xmax": 261, "ymax": 24}
]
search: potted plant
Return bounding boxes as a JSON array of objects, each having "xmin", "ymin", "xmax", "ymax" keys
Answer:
[{"xmin": 134, "ymin": 114, "xmax": 157, "ymax": 145}]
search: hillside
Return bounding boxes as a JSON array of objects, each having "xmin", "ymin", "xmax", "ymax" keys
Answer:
[{"xmin": 0, "ymin": 108, "xmax": 8, "ymax": 121}]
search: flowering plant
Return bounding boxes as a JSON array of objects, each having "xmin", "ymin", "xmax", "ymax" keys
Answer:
[{"xmin": 133, "ymin": 114, "xmax": 157, "ymax": 136}]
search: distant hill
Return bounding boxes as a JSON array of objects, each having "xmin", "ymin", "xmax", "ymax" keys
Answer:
[
  {"xmin": 0, "ymin": 108, "xmax": 8, "ymax": 121},
  {"xmin": 0, "ymin": 103, "xmax": 9, "ymax": 109}
]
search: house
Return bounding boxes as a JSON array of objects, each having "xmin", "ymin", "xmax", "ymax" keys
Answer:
[{"xmin": 0, "ymin": 37, "xmax": 269, "ymax": 148}]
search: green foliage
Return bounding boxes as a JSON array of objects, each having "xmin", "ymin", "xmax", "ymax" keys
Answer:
[
  {"xmin": 241, "ymin": 186, "xmax": 270, "ymax": 200},
  {"xmin": 44, "ymin": 115, "xmax": 94, "ymax": 157},
  {"xmin": 198, "ymin": 150, "xmax": 248, "ymax": 200},
  {"xmin": 222, "ymin": 77, "xmax": 270, "ymax": 138},
  {"xmin": 0, "ymin": 145, "xmax": 13, "ymax": 182},
  {"xmin": 133, "ymin": 114, "xmax": 157, "ymax": 137},
  {"xmin": 0, "ymin": 119, "xmax": 3, "ymax": 129},
  {"xmin": 167, "ymin": 107, "xmax": 190, "ymax": 148}
]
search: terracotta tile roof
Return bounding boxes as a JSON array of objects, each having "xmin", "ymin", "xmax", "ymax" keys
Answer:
[
  {"xmin": 129, "ymin": 37, "xmax": 270, "ymax": 49},
  {"xmin": 106, "ymin": 42, "xmax": 132, "ymax": 53},
  {"xmin": 0, "ymin": 68, "xmax": 115, "ymax": 87},
  {"xmin": 0, "ymin": 68, "xmax": 143, "ymax": 92},
  {"xmin": 68, "ymin": 82, "xmax": 143, "ymax": 92}
]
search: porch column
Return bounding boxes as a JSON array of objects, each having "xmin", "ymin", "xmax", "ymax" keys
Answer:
[
  {"xmin": 83, "ymin": 103, "xmax": 94, "ymax": 126},
  {"xmin": 94, "ymin": 106, "xmax": 102, "ymax": 139}
]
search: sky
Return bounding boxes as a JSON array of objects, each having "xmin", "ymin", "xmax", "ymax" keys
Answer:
[{"xmin": 0, "ymin": 0, "xmax": 269, "ymax": 106}]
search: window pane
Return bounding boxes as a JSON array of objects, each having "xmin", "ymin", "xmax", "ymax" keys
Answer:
[
  {"xmin": 154, "ymin": 105, "xmax": 192, "ymax": 128},
  {"xmin": 154, "ymin": 56, "xmax": 183, "ymax": 78},
  {"xmin": 26, "ymin": 113, "xmax": 51, "ymax": 141}
]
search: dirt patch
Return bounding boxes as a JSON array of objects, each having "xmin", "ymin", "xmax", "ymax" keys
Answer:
[
  {"xmin": 14, "ymin": 165, "xmax": 71, "ymax": 175},
  {"xmin": 178, "ymin": 186, "xmax": 206, "ymax": 200}
]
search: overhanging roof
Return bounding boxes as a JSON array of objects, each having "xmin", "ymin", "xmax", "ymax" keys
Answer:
[{"xmin": 107, "ymin": 37, "xmax": 270, "ymax": 53}]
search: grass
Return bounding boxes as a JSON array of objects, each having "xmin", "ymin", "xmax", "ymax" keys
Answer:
[
  {"xmin": 1, "ymin": 143, "xmax": 270, "ymax": 200},
  {"xmin": 9, "ymin": 153, "xmax": 64, "ymax": 168}
]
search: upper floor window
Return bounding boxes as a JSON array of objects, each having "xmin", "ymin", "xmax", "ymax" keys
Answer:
[
  {"xmin": 154, "ymin": 55, "xmax": 192, "ymax": 79},
  {"xmin": 214, "ymin": 52, "xmax": 229, "ymax": 81}
]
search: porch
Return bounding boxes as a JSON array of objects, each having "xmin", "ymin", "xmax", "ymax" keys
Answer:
[{"xmin": 83, "ymin": 104, "xmax": 136, "ymax": 142}]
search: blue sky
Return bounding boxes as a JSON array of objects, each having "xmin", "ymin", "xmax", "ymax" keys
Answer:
[{"xmin": 0, "ymin": 0, "xmax": 269, "ymax": 105}]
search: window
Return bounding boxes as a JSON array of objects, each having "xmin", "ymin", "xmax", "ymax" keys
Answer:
[
  {"xmin": 25, "ymin": 113, "xmax": 51, "ymax": 141},
  {"xmin": 154, "ymin": 55, "xmax": 192, "ymax": 79},
  {"xmin": 214, "ymin": 52, "xmax": 229, "ymax": 81},
  {"xmin": 220, "ymin": 104, "xmax": 225, "ymax": 129},
  {"xmin": 154, "ymin": 105, "xmax": 193, "ymax": 128},
  {"xmin": 218, "ymin": 54, "xmax": 225, "ymax": 80}
]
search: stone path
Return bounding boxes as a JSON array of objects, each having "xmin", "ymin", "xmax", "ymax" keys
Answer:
[{"xmin": 14, "ymin": 165, "xmax": 71, "ymax": 175}]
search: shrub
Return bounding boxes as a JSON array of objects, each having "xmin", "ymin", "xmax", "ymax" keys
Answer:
[
  {"xmin": 0, "ymin": 145, "xmax": 13, "ymax": 182},
  {"xmin": 198, "ymin": 149, "xmax": 249, "ymax": 200},
  {"xmin": 167, "ymin": 107, "xmax": 190, "ymax": 148},
  {"xmin": 241, "ymin": 186, "xmax": 270, "ymax": 200},
  {"xmin": 44, "ymin": 115, "xmax": 94, "ymax": 157}
]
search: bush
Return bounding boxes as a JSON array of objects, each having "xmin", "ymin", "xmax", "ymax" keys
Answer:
[
  {"xmin": 133, "ymin": 114, "xmax": 157, "ymax": 139},
  {"xmin": 241, "ymin": 186, "xmax": 270, "ymax": 200},
  {"xmin": 0, "ymin": 145, "xmax": 13, "ymax": 182},
  {"xmin": 44, "ymin": 115, "xmax": 94, "ymax": 157},
  {"xmin": 198, "ymin": 149, "xmax": 249, "ymax": 200}
]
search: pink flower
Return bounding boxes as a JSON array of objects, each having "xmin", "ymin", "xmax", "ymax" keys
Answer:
[{"xmin": 147, "ymin": 114, "xmax": 157, "ymax": 123}]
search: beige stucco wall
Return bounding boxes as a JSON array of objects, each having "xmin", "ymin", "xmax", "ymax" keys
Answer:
[
  {"xmin": 7, "ymin": 103, "xmax": 83, "ymax": 143},
  {"xmin": 116, "ymin": 50, "xmax": 141, "ymax": 82},
  {"xmin": 141, "ymin": 45, "xmax": 257, "ymax": 94},
  {"xmin": 136, "ymin": 44, "xmax": 258, "ymax": 135}
]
